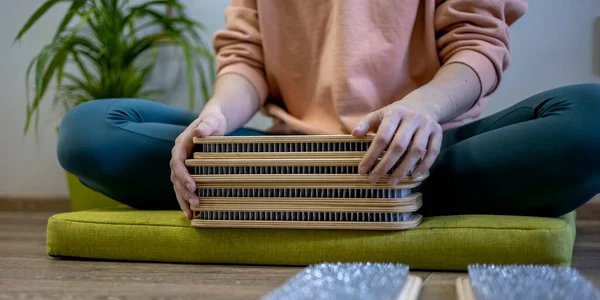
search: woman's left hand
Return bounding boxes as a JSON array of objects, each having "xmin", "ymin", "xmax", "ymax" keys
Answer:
[{"xmin": 352, "ymin": 100, "xmax": 443, "ymax": 186}]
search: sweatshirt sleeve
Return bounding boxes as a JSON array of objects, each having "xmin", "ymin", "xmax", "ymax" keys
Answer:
[
  {"xmin": 434, "ymin": 0, "xmax": 527, "ymax": 97},
  {"xmin": 212, "ymin": 0, "xmax": 269, "ymax": 104}
]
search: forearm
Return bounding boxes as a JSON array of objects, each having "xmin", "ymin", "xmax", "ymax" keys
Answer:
[
  {"xmin": 200, "ymin": 73, "xmax": 262, "ymax": 134},
  {"xmin": 399, "ymin": 62, "xmax": 482, "ymax": 124}
]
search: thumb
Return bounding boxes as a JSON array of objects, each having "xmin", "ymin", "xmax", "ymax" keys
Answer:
[
  {"xmin": 352, "ymin": 111, "xmax": 381, "ymax": 137},
  {"xmin": 194, "ymin": 117, "xmax": 217, "ymax": 137}
]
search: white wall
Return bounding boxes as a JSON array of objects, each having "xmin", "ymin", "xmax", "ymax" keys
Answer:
[
  {"xmin": 484, "ymin": 0, "xmax": 600, "ymax": 116},
  {"xmin": 0, "ymin": 0, "xmax": 599, "ymax": 199},
  {"xmin": 0, "ymin": 1, "xmax": 71, "ymax": 197}
]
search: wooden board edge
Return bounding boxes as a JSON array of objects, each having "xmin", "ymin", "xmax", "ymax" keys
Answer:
[
  {"xmin": 186, "ymin": 157, "xmax": 368, "ymax": 167},
  {"xmin": 191, "ymin": 199, "xmax": 423, "ymax": 213},
  {"xmin": 192, "ymin": 193, "xmax": 422, "ymax": 205},
  {"xmin": 192, "ymin": 134, "xmax": 375, "ymax": 144},
  {"xmin": 191, "ymin": 214, "xmax": 422, "ymax": 230},
  {"xmin": 191, "ymin": 173, "xmax": 429, "ymax": 184},
  {"xmin": 192, "ymin": 206, "xmax": 421, "ymax": 213},
  {"xmin": 195, "ymin": 181, "xmax": 423, "ymax": 189},
  {"xmin": 455, "ymin": 277, "xmax": 475, "ymax": 300},
  {"xmin": 193, "ymin": 151, "xmax": 369, "ymax": 159},
  {"xmin": 399, "ymin": 275, "xmax": 423, "ymax": 300},
  {"xmin": 186, "ymin": 158, "xmax": 425, "ymax": 173}
]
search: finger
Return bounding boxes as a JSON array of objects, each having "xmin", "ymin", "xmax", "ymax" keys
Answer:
[
  {"xmin": 352, "ymin": 112, "xmax": 380, "ymax": 137},
  {"xmin": 195, "ymin": 121, "xmax": 215, "ymax": 137},
  {"xmin": 175, "ymin": 192, "xmax": 193, "ymax": 220},
  {"xmin": 373, "ymin": 117, "xmax": 417, "ymax": 183},
  {"xmin": 353, "ymin": 110, "xmax": 388, "ymax": 137},
  {"xmin": 170, "ymin": 152, "xmax": 196, "ymax": 210},
  {"xmin": 389, "ymin": 125, "xmax": 430, "ymax": 185},
  {"xmin": 174, "ymin": 156, "xmax": 196, "ymax": 192},
  {"xmin": 359, "ymin": 112, "xmax": 401, "ymax": 178},
  {"xmin": 354, "ymin": 111, "xmax": 384, "ymax": 174},
  {"xmin": 412, "ymin": 125, "xmax": 442, "ymax": 178},
  {"xmin": 172, "ymin": 127, "xmax": 198, "ymax": 162},
  {"xmin": 170, "ymin": 155, "xmax": 197, "ymax": 197},
  {"xmin": 176, "ymin": 168, "xmax": 198, "ymax": 207},
  {"xmin": 195, "ymin": 114, "xmax": 222, "ymax": 137},
  {"xmin": 175, "ymin": 180, "xmax": 198, "ymax": 209}
]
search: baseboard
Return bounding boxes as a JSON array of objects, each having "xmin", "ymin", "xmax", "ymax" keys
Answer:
[
  {"xmin": 577, "ymin": 196, "xmax": 600, "ymax": 220},
  {"xmin": 0, "ymin": 196, "xmax": 70, "ymax": 212}
]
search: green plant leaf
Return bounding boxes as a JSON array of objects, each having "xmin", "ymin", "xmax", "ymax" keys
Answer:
[
  {"xmin": 71, "ymin": 52, "xmax": 96, "ymax": 83},
  {"xmin": 14, "ymin": 0, "xmax": 71, "ymax": 42},
  {"xmin": 196, "ymin": 62, "xmax": 210, "ymax": 104},
  {"xmin": 68, "ymin": 36, "xmax": 102, "ymax": 53},
  {"xmin": 23, "ymin": 52, "xmax": 40, "ymax": 134},
  {"xmin": 118, "ymin": 0, "xmax": 130, "ymax": 10},
  {"xmin": 86, "ymin": 8, "xmax": 101, "ymax": 38},
  {"xmin": 124, "ymin": 31, "xmax": 176, "ymax": 63},
  {"xmin": 52, "ymin": 50, "xmax": 69, "ymax": 108},
  {"xmin": 52, "ymin": 0, "xmax": 87, "ymax": 40},
  {"xmin": 69, "ymin": 7, "xmax": 95, "ymax": 38},
  {"xmin": 27, "ymin": 45, "xmax": 58, "ymax": 133},
  {"xmin": 179, "ymin": 39, "xmax": 196, "ymax": 111},
  {"xmin": 136, "ymin": 7, "xmax": 172, "ymax": 28},
  {"xmin": 138, "ymin": 88, "xmax": 164, "ymax": 99},
  {"xmin": 34, "ymin": 45, "xmax": 52, "ymax": 96},
  {"xmin": 34, "ymin": 104, "xmax": 40, "ymax": 138},
  {"xmin": 20, "ymin": 0, "xmax": 215, "ymax": 136},
  {"xmin": 30, "ymin": 45, "xmax": 69, "ymax": 120},
  {"xmin": 129, "ymin": 0, "xmax": 183, "ymax": 15},
  {"xmin": 63, "ymin": 72, "xmax": 100, "ymax": 98}
]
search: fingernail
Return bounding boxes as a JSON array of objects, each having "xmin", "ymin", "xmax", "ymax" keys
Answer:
[
  {"xmin": 412, "ymin": 171, "xmax": 421, "ymax": 178},
  {"xmin": 388, "ymin": 177, "xmax": 399, "ymax": 186},
  {"xmin": 184, "ymin": 211, "xmax": 189, "ymax": 219},
  {"xmin": 196, "ymin": 126, "xmax": 207, "ymax": 136},
  {"xmin": 353, "ymin": 124, "xmax": 367, "ymax": 136},
  {"xmin": 369, "ymin": 174, "xmax": 380, "ymax": 183},
  {"xmin": 358, "ymin": 166, "xmax": 367, "ymax": 175}
]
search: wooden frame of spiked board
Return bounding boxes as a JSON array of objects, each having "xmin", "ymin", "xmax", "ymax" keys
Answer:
[{"xmin": 185, "ymin": 135, "xmax": 429, "ymax": 230}]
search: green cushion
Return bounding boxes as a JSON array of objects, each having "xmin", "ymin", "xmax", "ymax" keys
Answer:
[{"xmin": 46, "ymin": 206, "xmax": 576, "ymax": 271}]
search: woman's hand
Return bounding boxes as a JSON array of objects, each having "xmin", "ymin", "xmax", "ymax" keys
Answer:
[
  {"xmin": 350, "ymin": 63, "xmax": 483, "ymax": 186},
  {"xmin": 168, "ymin": 72, "xmax": 262, "ymax": 220},
  {"xmin": 170, "ymin": 109, "xmax": 227, "ymax": 220},
  {"xmin": 352, "ymin": 99, "xmax": 443, "ymax": 186}
]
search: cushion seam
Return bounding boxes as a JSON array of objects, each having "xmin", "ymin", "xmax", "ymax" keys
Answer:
[{"xmin": 49, "ymin": 217, "xmax": 570, "ymax": 231}]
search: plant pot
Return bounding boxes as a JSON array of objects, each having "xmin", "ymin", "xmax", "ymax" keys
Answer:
[{"xmin": 65, "ymin": 171, "xmax": 123, "ymax": 211}]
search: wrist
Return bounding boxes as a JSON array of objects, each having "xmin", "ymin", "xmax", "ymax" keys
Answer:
[
  {"xmin": 397, "ymin": 84, "xmax": 447, "ymax": 123},
  {"xmin": 199, "ymin": 98, "xmax": 225, "ymax": 117}
]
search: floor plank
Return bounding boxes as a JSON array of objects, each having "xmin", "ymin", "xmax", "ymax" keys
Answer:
[{"xmin": 0, "ymin": 210, "xmax": 598, "ymax": 299}]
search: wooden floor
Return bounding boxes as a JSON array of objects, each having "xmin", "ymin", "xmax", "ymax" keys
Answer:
[{"xmin": 0, "ymin": 206, "xmax": 598, "ymax": 299}]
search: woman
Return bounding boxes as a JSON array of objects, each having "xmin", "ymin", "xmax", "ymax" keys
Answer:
[{"xmin": 57, "ymin": 0, "xmax": 600, "ymax": 221}]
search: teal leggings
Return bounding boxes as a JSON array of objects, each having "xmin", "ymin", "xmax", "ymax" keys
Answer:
[{"xmin": 57, "ymin": 84, "xmax": 600, "ymax": 217}]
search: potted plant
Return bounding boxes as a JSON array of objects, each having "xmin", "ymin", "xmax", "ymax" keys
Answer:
[{"xmin": 14, "ymin": 0, "xmax": 215, "ymax": 211}]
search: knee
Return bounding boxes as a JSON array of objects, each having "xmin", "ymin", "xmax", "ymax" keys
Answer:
[
  {"xmin": 57, "ymin": 100, "xmax": 114, "ymax": 176},
  {"xmin": 554, "ymin": 83, "xmax": 600, "ymax": 115},
  {"xmin": 570, "ymin": 84, "xmax": 600, "ymax": 147},
  {"xmin": 545, "ymin": 83, "xmax": 600, "ymax": 145}
]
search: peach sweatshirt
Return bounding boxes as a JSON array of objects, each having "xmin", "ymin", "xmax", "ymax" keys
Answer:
[{"xmin": 213, "ymin": 0, "xmax": 527, "ymax": 134}]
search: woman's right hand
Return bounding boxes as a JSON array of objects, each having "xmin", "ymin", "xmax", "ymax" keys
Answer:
[{"xmin": 170, "ymin": 109, "xmax": 227, "ymax": 220}]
